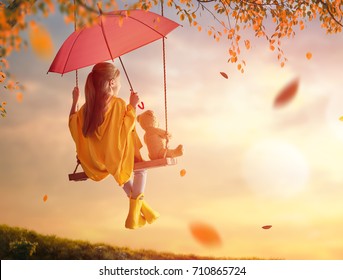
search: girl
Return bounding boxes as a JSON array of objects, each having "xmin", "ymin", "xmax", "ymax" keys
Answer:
[{"xmin": 69, "ymin": 62, "xmax": 159, "ymax": 229}]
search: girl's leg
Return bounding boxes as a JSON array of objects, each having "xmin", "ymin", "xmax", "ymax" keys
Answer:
[
  {"xmin": 124, "ymin": 170, "xmax": 147, "ymax": 229},
  {"xmin": 131, "ymin": 170, "xmax": 160, "ymax": 224},
  {"xmin": 131, "ymin": 169, "xmax": 147, "ymax": 199},
  {"xmin": 123, "ymin": 178, "xmax": 133, "ymax": 197}
]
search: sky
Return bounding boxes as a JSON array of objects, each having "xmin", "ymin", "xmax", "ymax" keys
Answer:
[{"xmin": 1, "ymin": 1, "xmax": 343, "ymax": 260}]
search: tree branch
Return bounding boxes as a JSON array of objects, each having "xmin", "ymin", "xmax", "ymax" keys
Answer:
[
  {"xmin": 5, "ymin": 0, "xmax": 36, "ymax": 27},
  {"xmin": 75, "ymin": 0, "xmax": 99, "ymax": 15},
  {"xmin": 196, "ymin": 0, "xmax": 229, "ymax": 30},
  {"xmin": 318, "ymin": 0, "xmax": 343, "ymax": 28}
]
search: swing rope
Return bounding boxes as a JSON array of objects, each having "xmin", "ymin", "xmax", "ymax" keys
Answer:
[
  {"xmin": 72, "ymin": 0, "xmax": 81, "ymax": 171},
  {"xmin": 73, "ymin": 0, "xmax": 79, "ymax": 89},
  {"xmin": 161, "ymin": 0, "xmax": 169, "ymax": 150}
]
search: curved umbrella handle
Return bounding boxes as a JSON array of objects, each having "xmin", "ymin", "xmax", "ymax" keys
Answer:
[{"xmin": 138, "ymin": 102, "xmax": 145, "ymax": 110}]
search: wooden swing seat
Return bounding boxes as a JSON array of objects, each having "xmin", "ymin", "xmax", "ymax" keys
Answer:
[{"xmin": 68, "ymin": 157, "xmax": 177, "ymax": 181}]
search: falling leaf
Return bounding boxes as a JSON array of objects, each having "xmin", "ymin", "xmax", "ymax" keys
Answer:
[
  {"xmin": 0, "ymin": 71, "xmax": 6, "ymax": 83},
  {"xmin": 0, "ymin": 58, "xmax": 9, "ymax": 69},
  {"xmin": 43, "ymin": 195, "xmax": 48, "ymax": 202},
  {"xmin": 262, "ymin": 225, "xmax": 272, "ymax": 229},
  {"xmin": 306, "ymin": 52, "xmax": 312, "ymax": 60},
  {"xmin": 220, "ymin": 72, "xmax": 228, "ymax": 79},
  {"xmin": 189, "ymin": 222, "xmax": 222, "ymax": 247},
  {"xmin": 28, "ymin": 22, "xmax": 54, "ymax": 60},
  {"xmin": 180, "ymin": 169, "xmax": 186, "ymax": 177},
  {"xmin": 16, "ymin": 92, "xmax": 23, "ymax": 102},
  {"xmin": 244, "ymin": 40, "xmax": 250, "ymax": 50},
  {"xmin": 274, "ymin": 77, "xmax": 300, "ymax": 108}
]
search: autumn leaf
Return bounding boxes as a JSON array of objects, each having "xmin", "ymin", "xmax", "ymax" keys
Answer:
[
  {"xmin": 28, "ymin": 22, "xmax": 54, "ymax": 60},
  {"xmin": 16, "ymin": 92, "xmax": 23, "ymax": 102},
  {"xmin": 43, "ymin": 195, "xmax": 48, "ymax": 202},
  {"xmin": 306, "ymin": 52, "xmax": 312, "ymax": 60},
  {"xmin": 0, "ymin": 59, "xmax": 9, "ymax": 69},
  {"xmin": 180, "ymin": 169, "xmax": 186, "ymax": 177},
  {"xmin": 339, "ymin": 116, "xmax": 343, "ymax": 121},
  {"xmin": 262, "ymin": 225, "xmax": 272, "ymax": 229},
  {"xmin": 220, "ymin": 72, "xmax": 228, "ymax": 79},
  {"xmin": 0, "ymin": 103, "xmax": 6, "ymax": 117},
  {"xmin": 189, "ymin": 222, "xmax": 222, "ymax": 247},
  {"xmin": 0, "ymin": 71, "xmax": 6, "ymax": 83},
  {"xmin": 274, "ymin": 77, "xmax": 300, "ymax": 108},
  {"xmin": 244, "ymin": 40, "xmax": 250, "ymax": 50}
]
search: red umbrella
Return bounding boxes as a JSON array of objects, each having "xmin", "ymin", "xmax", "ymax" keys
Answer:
[{"xmin": 48, "ymin": 9, "xmax": 180, "ymax": 75}]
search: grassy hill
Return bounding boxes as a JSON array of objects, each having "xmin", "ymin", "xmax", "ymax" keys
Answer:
[{"xmin": 1, "ymin": 224, "xmax": 251, "ymax": 260}]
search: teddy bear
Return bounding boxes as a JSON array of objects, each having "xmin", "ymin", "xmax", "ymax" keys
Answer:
[{"xmin": 137, "ymin": 110, "xmax": 183, "ymax": 160}]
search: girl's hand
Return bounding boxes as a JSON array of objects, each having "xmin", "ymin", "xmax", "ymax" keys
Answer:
[
  {"xmin": 129, "ymin": 90, "xmax": 140, "ymax": 108},
  {"xmin": 72, "ymin": 87, "xmax": 79, "ymax": 104},
  {"xmin": 165, "ymin": 132, "xmax": 172, "ymax": 140},
  {"xmin": 70, "ymin": 87, "xmax": 79, "ymax": 116}
]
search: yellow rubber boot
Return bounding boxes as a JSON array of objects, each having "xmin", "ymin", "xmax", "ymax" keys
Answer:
[
  {"xmin": 141, "ymin": 201, "xmax": 160, "ymax": 224},
  {"xmin": 125, "ymin": 194, "xmax": 146, "ymax": 229}
]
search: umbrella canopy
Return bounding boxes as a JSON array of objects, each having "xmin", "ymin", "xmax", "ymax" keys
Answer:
[{"xmin": 48, "ymin": 9, "xmax": 180, "ymax": 74}]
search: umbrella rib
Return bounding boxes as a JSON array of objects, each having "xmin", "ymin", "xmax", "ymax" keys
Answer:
[
  {"xmin": 62, "ymin": 29, "xmax": 85, "ymax": 74},
  {"xmin": 99, "ymin": 16, "xmax": 115, "ymax": 61},
  {"xmin": 127, "ymin": 15, "xmax": 167, "ymax": 38}
]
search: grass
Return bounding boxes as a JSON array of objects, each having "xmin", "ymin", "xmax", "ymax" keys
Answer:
[
  {"xmin": 0, "ymin": 224, "xmax": 265, "ymax": 260},
  {"xmin": 0, "ymin": 224, "xmax": 213, "ymax": 260}
]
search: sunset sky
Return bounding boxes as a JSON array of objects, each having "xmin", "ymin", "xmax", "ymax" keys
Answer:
[{"xmin": 1, "ymin": 1, "xmax": 343, "ymax": 260}]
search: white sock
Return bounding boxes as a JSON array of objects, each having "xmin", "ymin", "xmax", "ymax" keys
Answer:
[
  {"xmin": 131, "ymin": 169, "xmax": 147, "ymax": 199},
  {"xmin": 123, "ymin": 179, "xmax": 133, "ymax": 197}
]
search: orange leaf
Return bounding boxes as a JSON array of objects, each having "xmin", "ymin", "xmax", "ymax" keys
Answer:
[
  {"xmin": 180, "ymin": 169, "xmax": 186, "ymax": 177},
  {"xmin": 306, "ymin": 52, "xmax": 312, "ymax": 60},
  {"xmin": 16, "ymin": 92, "xmax": 23, "ymax": 102},
  {"xmin": 0, "ymin": 58, "xmax": 9, "ymax": 69},
  {"xmin": 43, "ymin": 195, "xmax": 48, "ymax": 202},
  {"xmin": 0, "ymin": 71, "xmax": 6, "ymax": 83},
  {"xmin": 274, "ymin": 77, "xmax": 299, "ymax": 108},
  {"xmin": 262, "ymin": 225, "xmax": 272, "ymax": 229},
  {"xmin": 244, "ymin": 40, "xmax": 250, "ymax": 50},
  {"xmin": 189, "ymin": 222, "xmax": 222, "ymax": 247},
  {"xmin": 29, "ymin": 23, "xmax": 54, "ymax": 60},
  {"xmin": 220, "ymin": 72, "xmax": 228, "ymax": 79}
]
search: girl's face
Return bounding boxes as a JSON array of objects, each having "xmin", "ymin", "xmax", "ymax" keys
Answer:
[{"xmin": 110, "ymin": 74, "xmax": 121, "ymax": 96}]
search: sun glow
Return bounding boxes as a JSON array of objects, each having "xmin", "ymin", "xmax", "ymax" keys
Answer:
[{"xmin": 241, "ymin": 139, "xmax": 310, "ymax": 198}]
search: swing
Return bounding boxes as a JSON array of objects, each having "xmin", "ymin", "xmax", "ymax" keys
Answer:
[{"xmin": 68, "ymin": 2, "xmax": 177, "ymax": 182}]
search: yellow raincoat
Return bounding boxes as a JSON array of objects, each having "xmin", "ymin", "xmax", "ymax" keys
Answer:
[{"xmin": 69, "ymin": 97, "xmax": 142, "ymax": 185}]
